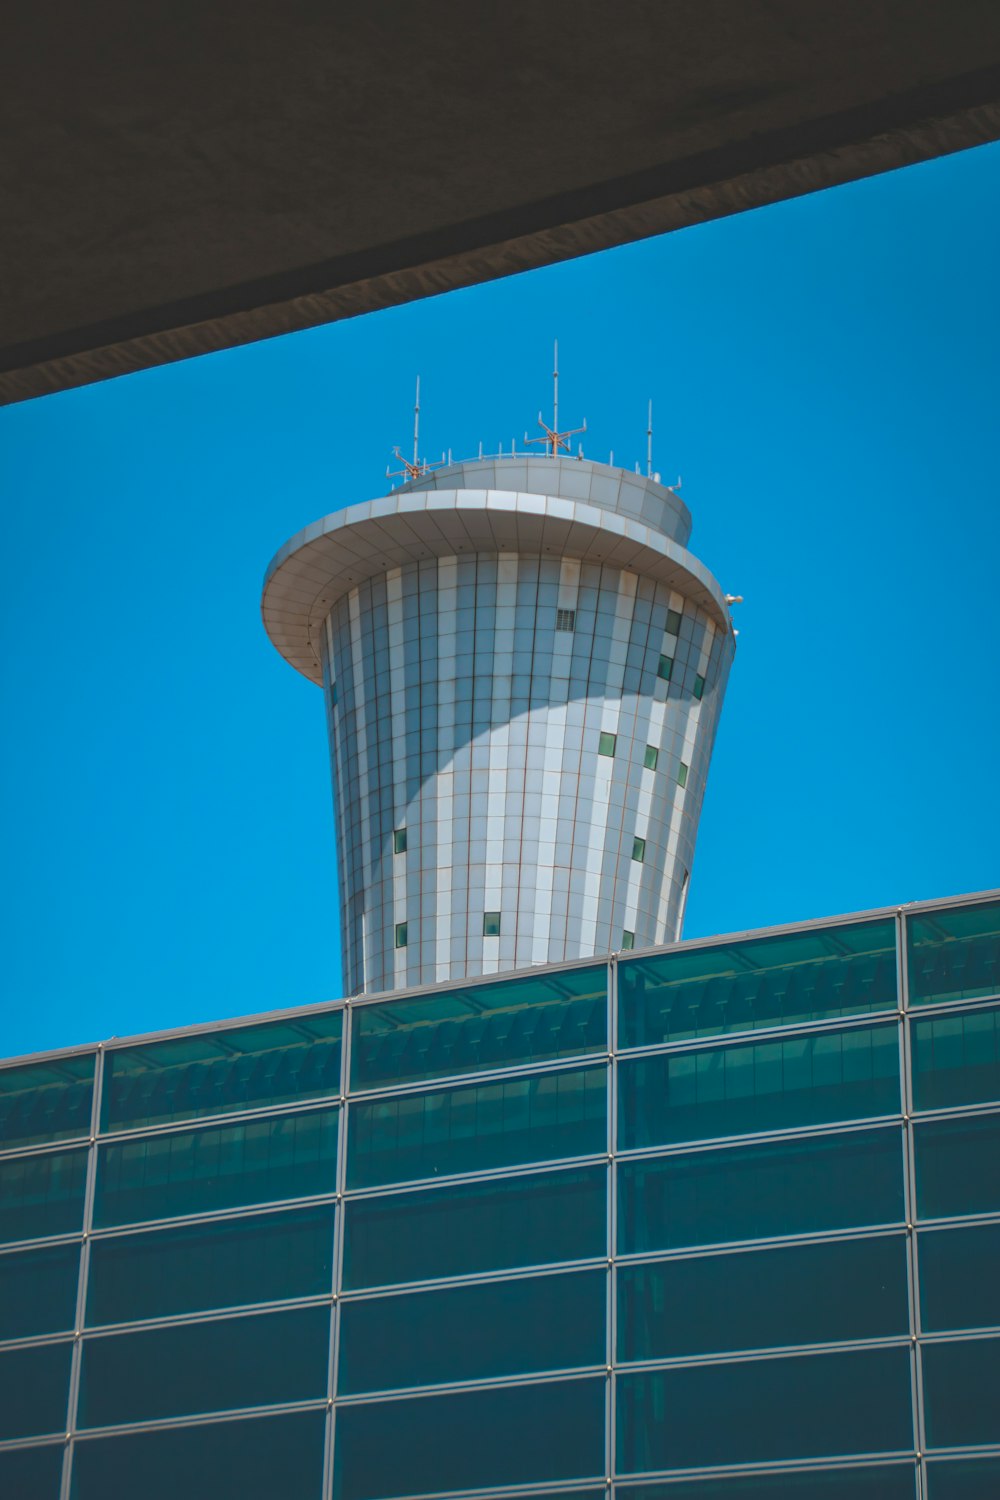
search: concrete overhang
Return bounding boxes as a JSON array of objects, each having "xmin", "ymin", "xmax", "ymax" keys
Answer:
[{"xmin": 4, "ymin": 2, "xmax": 1000, "ymax": 405}]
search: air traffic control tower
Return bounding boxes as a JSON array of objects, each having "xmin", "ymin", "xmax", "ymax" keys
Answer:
[{"xmin": 263, "ymin": 448, "xmax": 736, "ymax": 996}]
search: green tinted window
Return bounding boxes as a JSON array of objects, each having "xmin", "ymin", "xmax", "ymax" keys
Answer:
[
  {"xmin": 0, "ymin": 1446, "xmax": 64, "ymax": 1500},
  {"xmin": 618, "ymin": 1024, "xmax": 900, "ymax": 1149},
  {"xmin": 927, "ymin": 1458, "xmax": 1000, "ymax": 1499},
  {"xmin": 919, "ymin": 1222, "xmax": 1000, "ymax": 1332},
  {"xmin": 347, "ymin": 1065, "xmax": 606, "ymax": 1188},
  {"xmin": 351, "ymin": 965, "xmax": 606, "ymax": 1091},
  {"xmin": 666, "ymin": 609, "xmax": 682, "ymax": 635},
  {"xmin": 907, "ymin": 898, "xmax": 1000, "ymax": 1005},
  {"xmin": 914, "ymin": 1112, "xmax": 1000, "ymax": 1219},
  {"xmin": 0, "ymin": 1241, "xmax": 79, "ymax": 1340},
  {"xmin": 617, "ymin": 1347, "xmax": 912, "ymax": 1472},
  {"xmin": 94, "ymin": 1107, "xmax": 338, "ymax": 1228},
  {"xmin": 619, "ymin": 1234, "xmax": 908, "ymax": 1360},
  {"xmin": 0, "ymin": 1340, "xmax": 72, "ymax": 1440},
  {"xmin": 70, "ymin": 1410, "xmax": 326, "ymax": 1500},
  {"xmin": 618, "ymin": 1469, "xmax": 917, "ymax": 1500},
  {"xmin": 0, "ymin": 1147, "xmax": 88, "ymax": 1245},
  {"xmin": 657, "ymin": 655, "xmax": 673, "ymax": 680},
  {"xmin": 619, "ymin": 1127, "xmax": 904, "ymax": 1252},
  {"xmin": 598, "ymin": 731, "xmax": 617, "ymax": 756},
  {"xmin": 911, "ymin": 1005, "xmax": 1000, "ymax": 1110},
  {"xmin": 78, "ymin": 1305, "xmax": 329, "ymax": 1428},
  {"xmin": 86, "ymin": 1204, "xmax": 335, "ymax": 1326},
  {"xmin": 340, "ymin": 1267, "xmax": 605, "ymax": 1393},
  {"xmin": 619, "ymin": 919, "xmax": 898, "ymax": 1047},
  {"xmin": 0, "ymin": 1053, "xmax": 94, "ymax": 1149},
  {"xmin": 102, "ymin": 1011, "xmax": 342, "ymax": 1132},
  {"xmin": 922, "ymin": 1337, "xmax": 1000, "ymax": 1448},
  {"xmin": 643, "ymin": 745, "xmax": 658, "ymax": 770},
  {"xmin": 333, "ymin": 1377, "xmax": 605, "ymax": 1500},
  {"xmin": 343, "ymin": 1164, "xmax": 605, "ymax": 1289}
]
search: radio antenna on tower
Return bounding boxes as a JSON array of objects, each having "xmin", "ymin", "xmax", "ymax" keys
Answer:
[
  {"xmin": 647, "ymin": 399, "xmax": 653, "ymax": 479},
  {"xmin": 388, "ymin": 376, "xmax": 440, "ymax": 482},
  {"xmin": 413, "ymin": 376, "xmax": 421, "ymax": 467},
  {"xmin": 526, "ymin": 340, "xmax": 586, "ymax": 457}
]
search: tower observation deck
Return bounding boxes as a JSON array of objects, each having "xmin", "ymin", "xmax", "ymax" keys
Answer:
[{"xmin": 263, "ymin": 454, "xmax": 736, "ymax": 995}]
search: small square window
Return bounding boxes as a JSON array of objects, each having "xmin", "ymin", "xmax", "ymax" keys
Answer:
[
  {"xmin": 677, "ymin": 762, "xmax": 689, "ymax": 788},
  {"xmin": 393, "ymin": 828, "xmax": 407, "ymax": 855},
  {"xmin": 555, "ymin": 609, "xmax": 576, "ymax": 632},
  {"xmin": 483, "ymin": 911, "xmax": 501, "ymax": 937},
  {"xmin": 394, "ymin": 922, "xmax": 408, "ymax": 949},
  {"xmin": 598, "ymin": 732, "xmax": 617, "ymax": 758},
  {"xmin": 666, "ymin": 609, "xmax": 683, "ymax": 636},
  {"xmin": 657, "ymin": 655, "xmax": 673, "ymax": 682},
  {"xmin": 621, "ymin": 930, "xmax": 635, "ymax": 951},
  {"xmin": 643, "ymin": 744, "xmax": 658, "ymax": 771},
  {"xmin": 693, "ymin": 674, "xmax": 705, "ymax": 700},
  {"xmin": 632, "ymin": 836, "xmax": 646, "ymax": 863}
]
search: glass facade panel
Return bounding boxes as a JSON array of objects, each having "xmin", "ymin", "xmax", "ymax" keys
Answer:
[
  {"xmin": 914, "ymin": 1112, "xmax": 1000, "ymax": 1219},
  {"xmin": 919, "ymin": 1222, "xmax": 1000, "ymax": 1332},
  {"xmin": 0, "ymin": 1053, "xmax": 94, "ymax": 1149},
  {"xmin": 617, "ymin": 1347, "xmax": 913, "ymax": 1472},
  {"xmin": 93, "ymin": 1106, "xmax": 339, "ymax": 1227},
  {"xmin": 343, "ymin": 1165, "xmax": 606, "ymax": 1289},
  {"xmin": 618, "ymin": 1471, "xmax": 917, "ymax": 1500},
  {"xmin": 0, "ymin": 1445, "xmax": 64, "ymax": 1500},
  {"xmin": 347, "ymin": 1064, "xmax": 606, "ymax": 1187},
  {"xmin": 0, "ymin": 1241, "xmax": 79, "ymax": 1340},
  {"xmin": 102, "ymin": 1011, "xmax": 342, "ymax": 1132},
  {"xmin": 927, "ymin": 1458, "xmax": 1000, "ymax": 1499},
  {"xmin": 911, "ymin": 1004, "xmax": 1000, "ymax": 1110},
  {"xmin": 907, "ymin": 898, "xmax": 1000, "ymax": 1006},
  {"xmin": 0, "ymin": 1147, "xmax": 88, "ymax": 1244},
  {"xmin": 350, "ymin": 964, "xmax": 606, "ymax": 1091},
  {"xmin": 618, "ymin": 1024, "xmax": 900, "ymax": 1150},
  {"xmin": 0, "ymin": 1340, "xmax": 72, "ymax": 1440},
  {"xmin": 333, "ymin": 1377, "xmax": 605, "ymax": 1500},
  {"xmin": 70, "ymin": 1410, "xmax": 327, "ymax": 1500},
  {"xmin": 619, "ymin": 919, "xmax": 897, "ymax": 1048},
  {"xmin": 619, "ymin": 1128, "xmax": 904, "ymax": 1252},
  {"xmin": 922, "ymin": 1336, "xmax": 1000, "ymax": 1447},
  {"xmin": 86, "ymin": 1204, "xmax": 336, "ymax": 1326},
  {"xmin": 619, "ymin": 1233, "xmax": 908, "ymax": 1360},
  {"xmin": 77, "ymin": 1305, "xmax": 329, "ymax": 1427},
  {"xmin": 339, "ymin": 1267, "xmax": 605, "ymax": 1393}
]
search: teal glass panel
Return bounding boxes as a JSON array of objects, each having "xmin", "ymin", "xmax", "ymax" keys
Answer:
[
  {"xmin": 914, "ymin": 1112, "xmax": 1000, "ymax": 1219},
  {"xmin": 339, "ymin": 1267, "xmax": 605, "ymax": 1393},
  {"xmin": 343, "ymin": 1164, "xmax": 606, "ymax": 1289},
  {"xmin": 619, "ymin": 1127, "xmax": 904, "ymax": 1252},
  {"xmin": 102, "ymin": 1011, "xmax": 342, "ymax": 1132},
  {"xmin": 0, "ymin": 1446, "xmax": 64, "ymax": 1500},
  {"xmin": 78, "ymin": 1304, "xmax": 329, "ymax": 1427},
  {"xmin": 908, "ymin": 899, "xmax": 1000, "ymax": 1007},
  {"xmin": 619, "ymin": 1470, "xmax": 916, "ymax": 1500},
  {"xmin": 0, "ymin": 1147, "xmax": 87, "ymax": 1244},
  {"xmin": 351, "ymin": 964, "xmax": 606, "ymax": 1091},
  {"xmin": 927, "ymin": 1458, "xmax": 1000, "ymax": 1498},
  {"xmin": 333, "ymin": 1377, "xmax": 605, "ymax": 1500},
  {"xmin": 347, "ymin": 1064, "xmax": 606, "ymax": 1188},
  {"xmin": 911, "ymin": 1005, "xmax": 1000, "ymax": 1110},
  {"xmin": 619, "ymin": 1233, "xmax": 908, "ymax": 1360},
  {"xmin": 923, "ymin": 1337, "xmax": 1000, "ymax": 1447},
  {"xmin": 919, "ymin": 1223, "xmax": 1000, "ymax": 1332},
  {"xmin": 0, "ymin": 1053, "xmax": 94, "ymax": 1149},
  {"xmin": 86, "ymin": 1204, "xmax": 335, "ymax": 1326},
  {"xmin": 0, "ymin": 1241, "xmax": 79, "ymax": 1340},
  {"xmin": 619, "ymin": 918, "xmax": 897, "ymax": 1048},
  {"xmin": 70, "ymin": 1410, "xmax": 326, "ymax": 1500},
  {"xmin": 617, "ymin": 1346, "xmax": 912, "ymax": 1472},
  {"xmin": 618, "ymin": 1024, "xmax": 900, "ymax": 1149},
  {"xmin": 0, "ymin": 1340, "xmax": 72, "ymax": 1440},
  {"xmin": 93, "ymin": 1106, "xmax": 338, "ymax": 1227}
]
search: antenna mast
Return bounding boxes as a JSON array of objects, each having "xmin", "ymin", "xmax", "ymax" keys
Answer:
[
  {"xmin": 647, "ymin": 399, "xmax": 653, "ymax": 479},
  {"xmin": 413, "ymin": 376, "xmax": 421, "ymax": 468},
  {"xmin": 553, "ymin": 339, "xmax": 559, "ymax": 439},
  {"xmin": 526, "ymin": 339, "xmax": 586, "ymax": 458}
]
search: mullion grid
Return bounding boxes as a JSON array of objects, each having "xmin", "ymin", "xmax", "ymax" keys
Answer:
[
  {"xmin": 325, "ymin": 1005, "xmax": 352, "ymax": 1500},
  {"xmin": 901, "ymin": 909, "xmax": 928, "ymax": 1500}
]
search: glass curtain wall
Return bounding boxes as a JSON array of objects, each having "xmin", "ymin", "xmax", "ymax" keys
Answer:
[{"xmin": 0, "ymin": 896, "xmax": 998, "ymax": 1500}]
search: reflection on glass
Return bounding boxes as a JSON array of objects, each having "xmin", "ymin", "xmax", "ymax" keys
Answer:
[
  {"xmin": 922, "ymin": 1337, "xmax": 1000, "ymax": 1448},
  {"xmin": 351, "ymin": 965, "xmax": 606, "ymax": 1090},
  {"xmin": 914, "ymin": 1112, "xmax": 1000, "ymax": 1220},
  {"xmin": 907, "ymin": 899, "xmax": 1000, "ymax": 1006},
  {"xmin": 0, "ymin": 1241, "xmax": 79, "ymax": 1340},
  {"xmin": 0, "ymin": 1147, "xmax": 87, "ymax": 1244},
  {"xmin": 919, "ymin": 1222, "xmax": 1000, "ymax": 1332},
  {"xmin": 911, "ymin": 1005, "xmax": 1000, "ymax": 1110},
  {"xmin": 0, "ymin": 1341, "xmax": 72, "ymax": 1441},
  {"xmin": 618, "ymin": 1024, "xmax": 900, "ymax": 1149},
  {"xmin": 619, "ymin": 919, "xmax": 897, "ymax": 1047},
  {"xmin": 102, "ymin": 1011, "xmax": 343, "ymax": 1131},
  {"xmin": 619, "ymin": 1128, "xmax": 904, "ymax": 1252},
  {"xmin": 0, "ymin": 1053, "xmax": 94, "ymax": 1150}
]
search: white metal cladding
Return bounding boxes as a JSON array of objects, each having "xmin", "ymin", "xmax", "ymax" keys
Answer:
[{"xmin": 262, "ymin": 459, "xmax": 736, "ymax": 995}]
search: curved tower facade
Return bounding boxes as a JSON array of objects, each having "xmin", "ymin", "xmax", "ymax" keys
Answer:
[{"xmin": 263, "ymin": 455, "xmax": 736, "ymax": 995}]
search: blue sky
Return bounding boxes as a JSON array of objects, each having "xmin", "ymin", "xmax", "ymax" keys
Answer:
[{"xmin": 2, "ymin": 141, "xmax": 998, "ymax": 1060}]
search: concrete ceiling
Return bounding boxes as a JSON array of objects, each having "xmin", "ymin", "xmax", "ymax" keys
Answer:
[{"xmin": 3, "ymin": 1, "xmax": 1000, "ymax": 404}]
